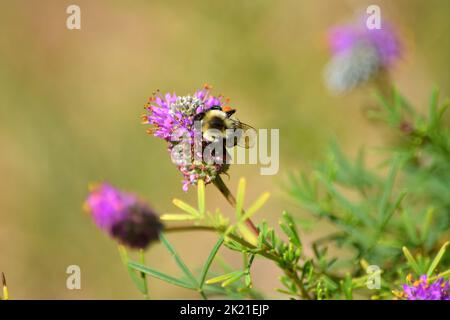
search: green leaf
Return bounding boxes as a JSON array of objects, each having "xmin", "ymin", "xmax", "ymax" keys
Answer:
[
  {"xmin": 172, "ymin": 199, "xmax": 200, "ymax": 217},
  {"xmin": 402, "ymin": 246, "xmax": 421, "ymax": 275},
  {"xmin": 128, "ymin": 261, "xmax": 196, "ymax": 290},
  {"xmin": 117, "ymin": 245, "xmax": 147, "ymax": 294},
  {"xmin": 342, "ymin": 274, "xmax": 353, "ymax": 300},
  {"xmin": 427, "ymin": 241, "xmax": 449, "ymax": 277},
  {"xmin": 236, "ymin": 178, "xmax": 246, "ymax": 219},
  {"xmin": 377, "ymin": 158, "xmax": 399, "ymax": 221},
  {"xmin": 240, "ymin": 192, "xmax": 270, "ymax": 222},
  {"xmin": 420, "ymin": 207, "xmax": 434, "ymax": 243},
  {"xmin": 206, "ymin": 271, "xmax": 243, "ymax": 285},
  {"xmin": 401, "ymin": 209, "xmax": 419, "ymax": 244},
  {"xmin": 237, "ymin": 222, "xmax": 258, "ymax": 246},
  {"xmin": 198, "ymin": 179, "xmax": 206, "ymax": 217},
  {"xmin": 159, "ymin": 233, "xmax": 199, "ymax": 287},
  {"xmin": 160, "ymin": 214, "xmax": 198, "ymax": 221},
  {"xmin": 316, "ymin": 173, "xmax": 373, "ymax": 227},
  {"xmin": 199, "ymin": 236, "xmax": 224, "ymax": 289},
  {"xmin": 222, "ymin": 272, "xmax": 245, "ymax": 287}
]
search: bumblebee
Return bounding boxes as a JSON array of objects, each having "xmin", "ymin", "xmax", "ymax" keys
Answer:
[{"xmin": 194, "ymin": 105, "xmax": 255, "ymax": 148}]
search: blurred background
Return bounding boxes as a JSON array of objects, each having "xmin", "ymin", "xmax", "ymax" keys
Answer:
[{"xmin": 0, "ymin": 0, "xmax": 449, "ymax": 299}]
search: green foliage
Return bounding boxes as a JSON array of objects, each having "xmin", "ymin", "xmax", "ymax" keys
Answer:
[
  {"xmin": 122, "ymin": 89, "xmax": 449, "ymax": 300},
  {"xmin": 287, "ymin": 89, "xmax": 450, "ymax": 298}
]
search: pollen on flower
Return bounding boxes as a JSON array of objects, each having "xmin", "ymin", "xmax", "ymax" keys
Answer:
[
  {"xmin": 402, "ymin": 275, "xmax": 450, "ymax": 300},
  {"xmin": 143, "ymin": 85, "xmax": 231, "ymax": 191}
]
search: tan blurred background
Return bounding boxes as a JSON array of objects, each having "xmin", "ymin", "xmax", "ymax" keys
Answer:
[{"xmin": 0, "ymin": 0, "xmax": 449, "ymax": 299}]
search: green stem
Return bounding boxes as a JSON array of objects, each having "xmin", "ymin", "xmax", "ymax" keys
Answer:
[
  {"xmin": 213, "ymin": 175, "xmax": 259, "ymax": 236},
  {"xmin": 199, "ymin": 290, "xmax": 208, "ymax": 300}
]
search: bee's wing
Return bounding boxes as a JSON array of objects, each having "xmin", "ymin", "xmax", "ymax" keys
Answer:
[{"xmin": 230, "ymin": 120, "xmax": 257, "ymax": 149}]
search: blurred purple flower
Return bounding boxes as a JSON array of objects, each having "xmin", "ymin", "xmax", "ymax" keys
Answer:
[
  {"xmin": 85, "ymin": 183, "xmax": 163, "ymax": 249},
  {"xmin": 324, "ymin": 18, "xmax": 402, "ymax": 93},
  {"xmin": 402, "ymin": 275, "xmax": 450, "ymax": 300},
  {"xmin": 143, "ymin": 85, "xmax": 229, "ymax": 191}
]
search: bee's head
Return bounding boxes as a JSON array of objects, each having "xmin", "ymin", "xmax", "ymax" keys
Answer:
[{"xmin": 221, "ymin": 105, "xmax": 236, "ymax": 117}]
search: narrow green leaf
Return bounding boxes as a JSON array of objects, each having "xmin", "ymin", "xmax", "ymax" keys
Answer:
[
  {"xmin": 240, "ymin": 192, "xmax": 270, "ymax": 222},
  {"xmin": 377, "ymin": 158, "xmax": 399, "ymax": 221},
  {"xmin": 236, "ymin": 178, "xmax": 246, "ymax": 219},
  {"xmin": 316, "ymin": 173, "xmax": 373, "ymax": 227},
  {"xmin": 429, "ymin": 269, "xmax": 450, "ymax": 281},
  {"xmin": 222, "ymin": 272, "xmax": 244, "ymax": 287},
  {"xmin": 160, "ymin": 214, "xmax": 198, "ymax": 221},
  {"xmin": 401, "ymin": 209, "xmax": 418, "ymax": 244},
  {"xmin": 427, "ymin": 241, "xmax": 449, "ymax": 277},
  {"xmin": 420, "ymin": 207, "xmax": 434, "ymax": 243},
  {"xmin": 199, "ymin": 236, "xmax": 224, "ymax": 289},
  {"xmin": 128, "ymin": 261, "xmax": 196, "ymax": 290},
  {"xmin": 172, "ymin": 199, "xmax": 200, "ymax": 217},
  {"xmin": 159, "ymin": 233, "xmax": 199, "ymax": 287},
  {"xmin": 237, "ymin": 222, "xmax": 258, "ymax": 246},
  {"xmin": 402, "ymin": 246, "xmax": 421, "ymax": 275},
  {"xmin": 206, "ymin": 271, "xmax": 242, "ymax": 285},
  {"xmin": 117, "ymin": 245, "xmax": 147, "ymax": 294},
  {"xmin": 198, "ymin": 179, "xmax": 206, "ymax": 217}
]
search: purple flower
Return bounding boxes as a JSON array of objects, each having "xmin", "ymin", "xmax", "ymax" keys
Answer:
[
  {"xmin": 324, "ymin": 18, "xmax": 402, "ymax": 93},
  {"xmin": 402, "ymin": 274, "xmax": 450, "ymax": 300},
  {"xmin": 85, "ymin": 183, "xmax": 163, "ymax": 249},
  {"xmin": 143, "ymin": 85, "xmax": 230, "ymax": 191}
]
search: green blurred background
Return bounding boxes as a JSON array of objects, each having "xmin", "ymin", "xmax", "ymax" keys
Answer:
[{"xmin": 0, "ymin": 0, "xmax": 449, "ymax": 299}]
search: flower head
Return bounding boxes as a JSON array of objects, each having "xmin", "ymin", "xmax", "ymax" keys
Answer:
[
  {"xmin": 143, "ymin": 85, "xmax": 230, "ymax": 191},
  {"xmin": 324, "ymin": 18, "xmax": 402, "ymax": 93},
  {"xmin": 401, "ymin": 274, "xmax": 450, "ymax": 300},
  {"xmin": 85, "ymin": 183, "xmax": 163, "ymax": 249}
]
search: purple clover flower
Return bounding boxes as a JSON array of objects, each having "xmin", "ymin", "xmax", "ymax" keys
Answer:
[
  {"xmin": 324, "ymin": 18, "xmax": 402, "ymax": 93},
  {"xmin": 402, "ymin": 275, "xmax": 450, "ymax": 300},
  {"xmin": 143, "ymin": 85, "xmax": 230, "ymax": 191},
  {"xmin": 85, "ymin": 183, "xmax": 163, "ymax": 249}
]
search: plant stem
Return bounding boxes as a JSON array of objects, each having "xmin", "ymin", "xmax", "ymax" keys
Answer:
[
  {"xmin": 213, "ymin": 175, "xmax": 259, "ymax": 236},
  {"xmin": 139, "ymin": 249, "xmax": 149, "ymax": 300},
  {"xmin": 2, "ymin": 272, "xmax": 8, "ymax": 300},
  {"xmin": 200, "ymin": 290, "xmax": 208, "ymax": 300}
]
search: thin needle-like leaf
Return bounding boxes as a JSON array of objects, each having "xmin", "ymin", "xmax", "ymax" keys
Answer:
[
  {"xmin": 160, "ymin": 214, "xmax": 198, "ymax": 221},
  {"xmin": 241, "ymin": 192, "xmax": 270, "ymax": 222},
  {"xmin": 128, "ymin": 261, "xmax": 196, "ymax": 290},
  {"xmin": 378, "ymin": 158, "xmax": 399, "ymax": 221},
  {"xmin": 236, "ymin": 178, "xmax": 246, "ymax": 219},
  {"xmin": 427, "ymin": 241, "xmax": 449, "ymax": 277},
  {"xmin": 199, "ymin": 236, "xmax": 224, "ymax": 289},
  {"xmin": 159, "ymin": 233, "xmax": 199, "ymax": 287},
  {"xmin": 402, "ymin": 246, "xmax": 421, "ymax": 275},
  {"xmin": 117, "ymin": 245, "xmax": 147, "ymax": 294},
  {"xmin": 172, "ymin": 199, "xmax": 200, "ymax": 217}
]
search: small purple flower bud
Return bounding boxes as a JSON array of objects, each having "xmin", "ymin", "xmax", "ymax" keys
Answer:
[{"xmin": 85, "ymin": 183, "xmax": 163, "ymax": 249}]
